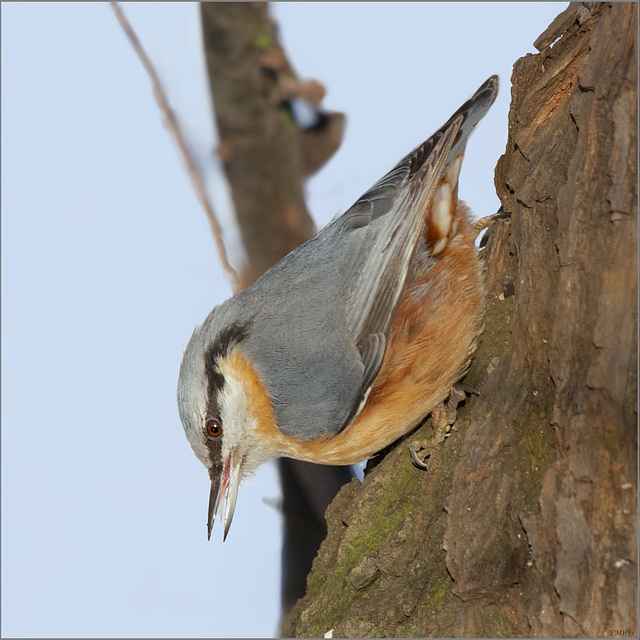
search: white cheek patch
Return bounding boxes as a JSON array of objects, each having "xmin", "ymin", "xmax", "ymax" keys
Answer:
[{"xmin": 218, "ymin": 376, "xmax": 252, "ymax": 459}]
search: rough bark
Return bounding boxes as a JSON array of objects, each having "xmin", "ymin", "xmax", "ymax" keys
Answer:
[{"xmin": 283, "ymin": 3, "xmax": 637, "ymax": 637}]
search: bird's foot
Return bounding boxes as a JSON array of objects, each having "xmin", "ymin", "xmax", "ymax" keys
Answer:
[
  {"xmin": 472, "ymin": 207, "xmax": 511, "ymax": 243},
  {"xmin": 409, "ymin": 383, "xmax": 480, "ymax": 470}
]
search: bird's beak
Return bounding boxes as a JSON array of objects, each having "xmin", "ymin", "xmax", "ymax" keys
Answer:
[{"xmin": 207, "ymin": 451, "xmax": 241, "ymax": 542}]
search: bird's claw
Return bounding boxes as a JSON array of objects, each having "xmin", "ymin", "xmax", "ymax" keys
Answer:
[
  {"xmin": 472, "ymin": 207, "xmax": 511, "ymax": 243},
  {"xmin": 453, "ymin": 382, "xmax": 481, "ymax": 398},
  {"xmin": 408, "ymin": 383, "xmax": 480, "ymax": 470},
  {"xmin": 409, "ymin": 446, "xmax": 430, "ymax": 470}
]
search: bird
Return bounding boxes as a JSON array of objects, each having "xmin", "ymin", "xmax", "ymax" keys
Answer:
[{"xmin": 177, "ymin": 75, "xmax": 500, "ymax": 541}]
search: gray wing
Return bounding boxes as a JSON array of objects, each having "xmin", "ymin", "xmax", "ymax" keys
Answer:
[
  {"xmin": 342, "ymin": 75, "xmax": 499, "ymax": 362},
  {"xmin": 230, "ymin": 76, "xmax": 499, "ymax": 440}
]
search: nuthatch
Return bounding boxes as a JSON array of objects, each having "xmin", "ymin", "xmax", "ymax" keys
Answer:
[{"xmin": 178, "ymin": 76, "xmax": 499, "ymax": 540}]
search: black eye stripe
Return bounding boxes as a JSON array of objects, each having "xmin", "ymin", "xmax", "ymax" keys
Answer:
[
  {"xmin": 204, "ymin": 321, "xmax": 252, "ymax": 420},
  {"xmin": 205, "ymin": 321, "xmax": 252, "ymax": 365},
  {"xmin": 205, "ymin": 432, "xmax": 223, "ymax": 468},
  {"xmin": 204, "ymin": 351, "xmax": 225, "ymax": 395}
]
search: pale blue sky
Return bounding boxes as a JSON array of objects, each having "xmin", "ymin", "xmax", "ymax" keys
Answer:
[{"xmin": 2, "ymin": 3, "xmax": 564, "ymax": 637}]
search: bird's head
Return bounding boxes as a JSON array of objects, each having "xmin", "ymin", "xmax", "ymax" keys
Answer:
[{"xmin": 177, "ymin": 306, "xmax": 277, "ymax": 541}]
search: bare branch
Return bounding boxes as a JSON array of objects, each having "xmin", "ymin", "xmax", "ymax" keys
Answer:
[{"xmin": 111, "ymin": 1, "xmax": 240, "ymax": 293}]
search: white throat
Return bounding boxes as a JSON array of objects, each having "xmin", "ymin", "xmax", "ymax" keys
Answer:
[{"xmin": 218, "ymin": 375, "xmax": 280, "ymax": 476}]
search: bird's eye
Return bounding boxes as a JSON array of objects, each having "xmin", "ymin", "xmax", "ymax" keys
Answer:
[{"xmin": 205, "ymin": 418, "xmax": 222, "ymax": 438}]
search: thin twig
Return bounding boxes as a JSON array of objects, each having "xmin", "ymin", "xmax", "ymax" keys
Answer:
[{"xmin": 111, "ymin": 2, "xmax": 240, "ymax": 293}]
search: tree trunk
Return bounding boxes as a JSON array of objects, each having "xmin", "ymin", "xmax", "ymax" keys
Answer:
[
  {"xmin": 283, "ymin": 3, "xmax": 637, "ymax": 637},
  {"xmin": 200, "ymin": 2, "xmax": 344, "ymax": 289}
]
